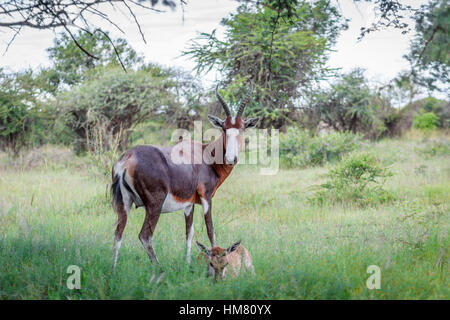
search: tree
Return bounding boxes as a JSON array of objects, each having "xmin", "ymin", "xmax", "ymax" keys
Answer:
[
  {"xmin": 160, "ymin": 67, "xmax": 206, "ymax": 130},
  {"xmin": 184, "ymin": 0, "xmax": 347, "ymax": 128},
  {"xmin": 46, "ymin": 30, "xmax": 144, "ymax": 87},
  {"xmin": 307, "ymin": 69, "xmax": 397, "ymax": 139},
  {"xmin": 57, "ymin": 66, "xmax": 176, "ymax": 152},
  {"xmin": 390, "ymin": 70, "xmax": 423, "ymax": 107},
  {"xmin": 355, "ymin": 0, "xmax": 418, "ymax": 38},
  {"xmin": 0, "ymin": 69, "xmax": 50, "ymax": 154},
  {"xmin": 407, "ymin": 0, "xmax": 449, "ymax": 92},
  {"xmin": 0, "ymin": 89, "xmax": 34, "ymax": 155},
  {"xmin": 0, "ymin": 1, "xmax": 182, "ymax": 62}
]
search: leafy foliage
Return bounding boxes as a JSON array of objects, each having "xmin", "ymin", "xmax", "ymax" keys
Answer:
[
  {"xmin": 0, "ymin": 94, "xmax": 32, "ymax": 155},
  {"xmin": 279, "ymin": 127, "xmax": 363, "ymax": 168},
  {"xmin": 159, "ymin": 67, "xmax": 206, "ymax": 130},
  {"xmin": 313, "ymin": 152, "xmax": 393, "ymax": 207},
  {"xmin": 184, "ymin": 0, "xmax": 347, "ymax": 127},
  {"xmin": 392, "ymin": 97, "xmax": 449, "ymax": 134},
  {"xmin": 0, "ymin": 69, "xmax": 51, "ymax": 155},
  {"xmin": 420, "ymin": 97, "xmax": 449, "ymax": 128},
  {"xmin": 356, "ymin": 0, "xmax": 417, "ymax": 38},
  {"xmin": 47, "ymin": 31, "xmax": 144, "ymax": 88},
  {"xmin": 407, "ymin": 0, "xmax": 449, "ymax": 91},
  {"xmin": 413, "ymin": 112, "xmax": 440, "ymax": 130},
  {"xmin": 57, "ymin": 67, "xmax": 175, "ymax": 153},
  {"xmin": 307, "ymin": 69, "xmax": 400, "ymax": 139}
]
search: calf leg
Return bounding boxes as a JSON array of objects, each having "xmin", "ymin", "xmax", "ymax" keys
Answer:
[{"xmin": 243, "ymin": 249, "xmax": 255, "ymax": 275}]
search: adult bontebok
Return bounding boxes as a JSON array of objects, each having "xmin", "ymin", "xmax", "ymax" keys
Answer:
[
  {"xmin": 196, "ymin": 240, "xmax": 255, "ymax": 282},
  {"xmin": 111, "ymin": 83, "xmax": 259, "ymax": 272}
]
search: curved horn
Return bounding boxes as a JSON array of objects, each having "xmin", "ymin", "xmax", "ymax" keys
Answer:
[
  {"xmin": 215, "ymin": 84, "xmax": 231, "ymax": 117},
  {"xmin": 237, "ymin": 82, "xmax": 253, "ymax": 117}
]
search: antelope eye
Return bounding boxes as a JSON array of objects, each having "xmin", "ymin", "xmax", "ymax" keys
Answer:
[{"xmin": 209, "ymin": 262, "xmax": 214, "ymax": 268}]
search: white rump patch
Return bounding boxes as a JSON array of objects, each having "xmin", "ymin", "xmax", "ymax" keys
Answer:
[{"xmin": 114, "ymin": 159, "xmax": 143, "ymax": 208}]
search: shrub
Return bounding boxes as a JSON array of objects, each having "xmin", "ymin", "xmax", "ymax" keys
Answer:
[
  {"xmin": 312, "ymin": 152, "xmax": 393, "ymax": 207},
  {"xmin": 279, "ymin": 127, "xmax": 363, "ymax": 168},
  {"xmin": 413, "ymin": 112, "xmax": 440, "ymax": 130},
  {"xmin": 422, "ymin": 97, "xmax": 449, "ymax": 128}
]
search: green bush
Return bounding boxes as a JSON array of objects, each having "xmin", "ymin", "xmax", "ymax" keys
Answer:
[
  {"xmin": 413, "ymin": 112, "xmax": 440, "ymax": 130},
  {"xmin": 279, "ymin": 127, "xmax": 363, "ymax": 168},
  {"xmin": 0, "ymin": 70, "xmax": 51, "ymax": 155},
  {"xmin": 312, "ymin": 152, "xmax": 393, "ymax": 207}
]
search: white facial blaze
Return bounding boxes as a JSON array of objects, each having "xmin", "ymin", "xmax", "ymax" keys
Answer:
[{"xmin": 225, "ymin": 128, "xmax": 240, "ymax": 164}]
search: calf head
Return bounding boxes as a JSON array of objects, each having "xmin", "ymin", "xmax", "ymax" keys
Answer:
[{"xmin": 196, "ymin": 240, "xmax": 241, "ymax": 282}]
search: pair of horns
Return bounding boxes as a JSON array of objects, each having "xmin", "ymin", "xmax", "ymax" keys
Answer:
[{"xmin": 215, "ymin": 82, "xmax": 253, "ymax": 117}]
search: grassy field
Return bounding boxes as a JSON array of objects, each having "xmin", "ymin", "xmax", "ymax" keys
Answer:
[{"xmin": 0, "ymin": 132, "xmax": 448, "ymax": 299}]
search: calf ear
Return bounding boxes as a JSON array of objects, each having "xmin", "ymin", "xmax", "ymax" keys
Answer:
[
  {"xmin": 208, "ymin": 115, "xmax": 225, "ymax": 129},
  {"xmin": 226, "ymin": 240, "xmax": 242, "ymax": 254},
  {"xmin": 244, "ymin": 117, "xmax": 259, "ymax": 129},
  {"xmin": 196, "ymin": 241, "xmax": 211, "ymax": 256}
]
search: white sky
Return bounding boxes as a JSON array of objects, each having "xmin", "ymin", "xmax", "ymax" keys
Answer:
[{"xmin": 0, "ymin": 0, "xmax": 428, "ymax": 87}]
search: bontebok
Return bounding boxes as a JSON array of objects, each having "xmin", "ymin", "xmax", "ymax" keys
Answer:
[{"xmin": 111, "ymin": 83, "xmax": 259, "ymax": 272}]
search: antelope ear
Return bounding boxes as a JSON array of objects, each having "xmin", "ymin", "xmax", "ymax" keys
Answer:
[
  {"xmin": 226, "ymin": 240, "xmax": 241, "ymax": 254},
  {"xmin": 196, "ymin": 241, "xmax": 211, "ymax": 256},
  {"xmin": 208, "ymin": 114, "xmax": 225, "ymax": 129},
  {"xmin": 244, "ymin": 117, "xmax": 259, "ymax": 129}
]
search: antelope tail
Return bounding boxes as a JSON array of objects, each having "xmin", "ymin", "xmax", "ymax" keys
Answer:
[{"xmin": 111, "ymin": 168, "xmax": 143, "ymax": 214}]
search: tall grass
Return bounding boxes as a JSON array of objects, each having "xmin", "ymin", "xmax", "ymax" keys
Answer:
[{"xmin": 0, "ymin": 132, "xmax": 448, "ymax": 299}]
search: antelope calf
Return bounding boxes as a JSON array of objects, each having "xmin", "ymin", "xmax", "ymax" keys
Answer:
[{"xmin": 196, "ymin": 240, "xmax": 254, "ymax": 282}]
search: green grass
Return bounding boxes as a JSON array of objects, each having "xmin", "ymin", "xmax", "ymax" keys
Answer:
[{"xmin": 0, "ymin": 133, "xmax": 448, "ymax": 299}]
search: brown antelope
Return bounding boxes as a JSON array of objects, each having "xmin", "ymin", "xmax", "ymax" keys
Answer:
[
  {"xmin": 111, "ymin": 83, "xmax": 259, "ymax": 272},
  {"xmin": 196, "ymin": 240, "xmax": 255, "ymax": 282}
]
